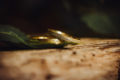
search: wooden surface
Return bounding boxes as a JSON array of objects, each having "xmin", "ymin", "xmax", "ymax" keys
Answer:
[{"xmin": 0, "ymin": 38, "xmax": 120, "ymax": 80}]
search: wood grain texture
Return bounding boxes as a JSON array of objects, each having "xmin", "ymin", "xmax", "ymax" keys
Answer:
[{"xmin": 0, "ymin": 38, "xmax": 120, "ymax": 80}]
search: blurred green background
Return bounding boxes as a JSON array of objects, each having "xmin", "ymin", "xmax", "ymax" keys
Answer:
[{"xmin": 0, "ymin": 0, "xmax": 120, "ymax": 38}]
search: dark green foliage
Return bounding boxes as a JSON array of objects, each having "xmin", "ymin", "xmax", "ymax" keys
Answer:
[
  {"xmin": 0, "ymin": 25, "xmax": 30, "ymax": 48},
  {"xmin": 82, "ymin": 13, "xmax": 120, "ymax": 35}
]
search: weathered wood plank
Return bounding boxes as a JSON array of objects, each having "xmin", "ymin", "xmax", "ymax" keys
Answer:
[{"xmin": 0, "ymin": 38, "xmax": 120, "ymax": 80}]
